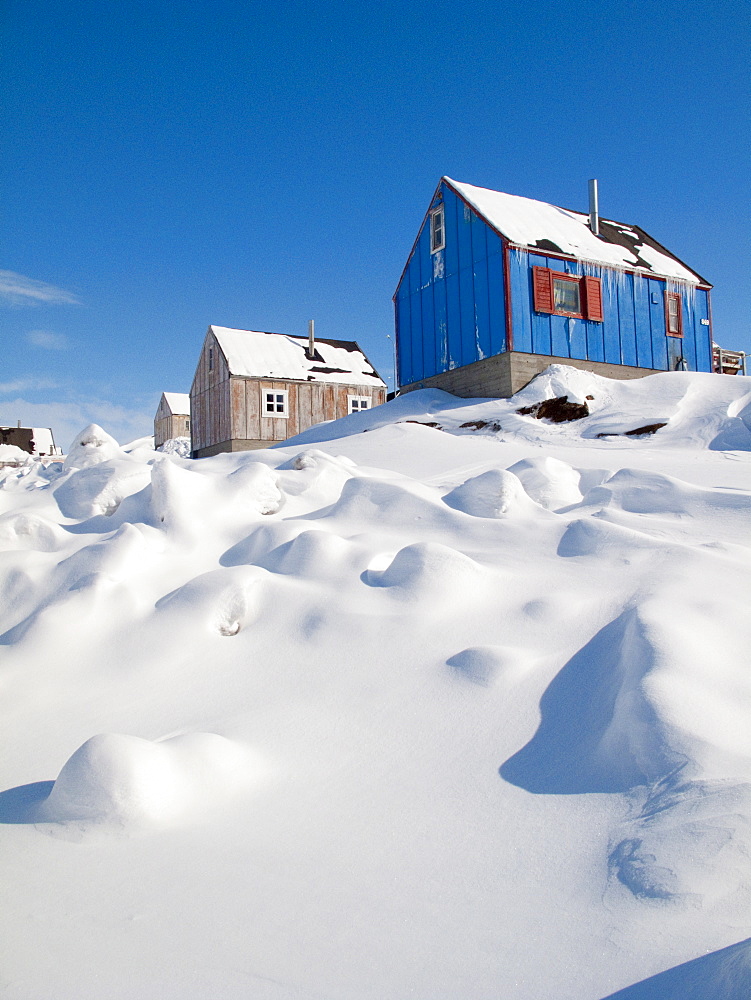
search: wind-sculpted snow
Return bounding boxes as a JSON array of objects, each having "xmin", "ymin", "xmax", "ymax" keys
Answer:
[
  {"xmin": 36, "ymin": 732, "xmax": 259, "ymax": 831},
  {"xmin": 1, "ymin": 367, "xmax": 750, "ymax": 1000},
  {"xmin": 443, "ymin": 467, "xmax": 546, "ymax": 518}
]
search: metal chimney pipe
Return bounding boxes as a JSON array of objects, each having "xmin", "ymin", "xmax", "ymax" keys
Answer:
[
  {"xmin": 308, "ymin": 319, "xmax": 315, "ymax": 358},
  {"xmin": 588, "ymin": 179, "xmax": 599, "ymax": 236}
]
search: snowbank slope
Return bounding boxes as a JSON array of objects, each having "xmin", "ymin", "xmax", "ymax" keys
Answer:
[{"xmin": 1, "ymin": 368, "xmax": 750, "ymax": 999}]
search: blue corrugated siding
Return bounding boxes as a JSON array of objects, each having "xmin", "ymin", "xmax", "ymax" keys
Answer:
[
  {"xmin": 395, "ymin": 183, "xmax": 507, "ymax": 384},
  {"xmin": 395, "ymin": 185, "xmax": 713, "ymax": 385},
  {"xmin": 508, "ymin": 252, "xmax": 711, "ymax": 373},
  {"xmin": 633, "ymin": 277, "xmax": 653, "ymax": 369},
  {"xmin": 693, "ymin": 289, "xmax": 712, "ymax": 371},
  {"xmin": 648, "ymin": 280, "xmax": 668, "ymax": 370}
]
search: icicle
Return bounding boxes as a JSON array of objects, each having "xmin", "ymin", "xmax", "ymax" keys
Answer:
[{"xmin": 666, "ymin": 277, "xmax": 697, "ymax": 322}]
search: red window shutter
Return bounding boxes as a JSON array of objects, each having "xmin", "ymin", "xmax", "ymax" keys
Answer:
[
  {"xmin": 583, "ymin": 276, "xmax": 603, "ymax": 322},
  {"xmin": 532, "ymin": 266, "xmax": 554, "ymax": 313}
]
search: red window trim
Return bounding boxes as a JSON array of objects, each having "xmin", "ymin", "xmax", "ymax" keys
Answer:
[
  {"xmin": 532, "ymin": 266, "xmax": 603, "ymax": 322},
  {"xmin": 664, "ymin": 291, "xmax": 683, "ymax": 338}
]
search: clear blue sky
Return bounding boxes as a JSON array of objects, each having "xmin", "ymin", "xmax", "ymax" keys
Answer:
[{"xmin": 2, "ymin": 0, "xmax": 749, "ymax": 446}]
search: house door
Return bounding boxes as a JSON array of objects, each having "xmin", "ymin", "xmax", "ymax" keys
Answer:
[{"xmin": 667, "ymin": 336, "xmax": 687, "ymax": 371}]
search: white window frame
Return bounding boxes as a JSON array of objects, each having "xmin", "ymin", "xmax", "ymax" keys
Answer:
[
  {"xmin": 347, "ymin": 395, "xmax": 371, "ymax": 414},
  {"xmin": 263, "ymin": 389, "xmax": 289, "ymax": 418},
  {"xmin": 430, "ymin": 205, "xmax": 445, "ymax": 254}
]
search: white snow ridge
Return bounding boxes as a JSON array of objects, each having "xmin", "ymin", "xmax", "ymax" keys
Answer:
[{"xmin": 1, "ymin": 366, "xmax": 750, "ymax": 1000}]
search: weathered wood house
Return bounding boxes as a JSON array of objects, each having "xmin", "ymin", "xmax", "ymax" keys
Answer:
[
  {"xmin": 394, "ymin": 177, "xmax": 714, "ymax": 397},
  {"xmin": 0, "ymin": 424, "xmax": 59, "ymax": 457},
  {"xmin": 154, "ymin": 392, "xmax": 191, "ymax": 448},
  {"xmin": 190, "ymin": 326, "xmax": 386, "ymax": 457}
]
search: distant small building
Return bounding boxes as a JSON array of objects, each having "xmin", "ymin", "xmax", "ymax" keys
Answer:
[
  {"xmin": 395, "ymin": 177, "xmax": 715, "ymax": 398},
  {"xmin": 0, "ymin": 425, "xmax": 59, "ymax": 458},
  {"xmin": 154, "ymin": 392, "xmax": 191, "ymax": 448},
  {"xmin": 190, "ymin": 326, "xmax": 387, "ymax": 458}
]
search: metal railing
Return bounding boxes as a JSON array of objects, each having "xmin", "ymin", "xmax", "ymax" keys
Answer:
[{"xmin": 713, "ymin": 346, "xmax": 748, "ymax": 376}]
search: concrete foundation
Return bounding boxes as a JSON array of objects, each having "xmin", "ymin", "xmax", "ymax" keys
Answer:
[{"xmin": 398, "ymin": 351, "xmax": 662, "ymax": 399}]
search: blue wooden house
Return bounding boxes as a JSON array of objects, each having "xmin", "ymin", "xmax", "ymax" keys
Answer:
[{"xmin": 394, "ymin": 178, "xmax": 713, "ymax": 397}]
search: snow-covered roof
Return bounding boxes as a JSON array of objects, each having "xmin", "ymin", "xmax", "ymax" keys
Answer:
[
  {"xmin": 0, "ymin": 426, "xmax": 57, "ymax": 456},
  {"xmin": 29, "ymin": 427, "xmax": 57, "ymax": 455},
  {"xmin": 445, "ymin": 178, "xmax": 708, "ymax": 285},
  {"xmin": 210, "ymin": 327, "xmax": 386, "ymax": 387},
  {"xmin": 162, "ymin": 392, "xmax": 191, "ymax": 415}
]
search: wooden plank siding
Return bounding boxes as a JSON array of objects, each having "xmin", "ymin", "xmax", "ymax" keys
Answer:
[
  {"xmin": 190, "ymin": 327, "xmax": 386, "ymax": 457},
  {"xmin": 190, "ymin": 330, "xmax": 231, "ymax": 454},
  {"xmin": 192, "ymin": 375, "xmax": 386, "ymax": 457},
  {"xmin": 154, "ymin": 395, "xmax": 191, "ymax": 448},
  {"xmin": 154, "ymin": 414, "xmax": 191, "ymax": 448}
]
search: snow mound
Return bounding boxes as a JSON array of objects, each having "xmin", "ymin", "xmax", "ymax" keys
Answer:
[
  {"xmin": 53, "ymin": 461, "xmax": 151, "ymax": 519},
  {"xmin": 0, "ymin": 444, "xmax": 33, "ymax": 466},
  {"xmin": 508, "ymin": 456, "xmax": 583, "ymax": 510},
  {"xmin": 155, "ymin": 565, "xmax": 266, "ymax": 636},
  {"xmin": 444, "ymin": 468, "xmax": 544, "ymax": 518},
  {"xmin": 0, "ymin": 512, "xmax": 65, "ymax": 552},
  {"xmin": 366, "ymin": 540, "xmax": 486, "ymax": 603},
  {"xmin": 157, "ymin": 436, "xmax": 191, "ymax": 457},
  {"xmin": 37, "ymin": 732, "xmax": 258, "ymax": 830},
  {"xmin": 601, "ymin": 935, "xmax": 751, "ymax": 999},
  {"xmin": 226, "ymin": 460, "xmax": 283, "ymax": 515},
  {"xmin": 501, "ymin": 608, "xmax": 680, "ymax": 795},
  {"xmin": 447, "ymin": 645, "xmax": 531, "ymax": 686},
  {"xmin": 329, "ymin": 475, "xmax": 459, "ymax": 531},
  {"xmin": 259, "ymin": 528, "xmax": 356, "ymax": 579},
  {"xmin": 64, "ymin": 424, "xmax": 122, "ymax": 469}
]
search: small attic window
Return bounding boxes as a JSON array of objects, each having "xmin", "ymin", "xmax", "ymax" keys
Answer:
[
  {"xmin": 209, "ymin": 347, "xmax": 214, "ymax": 371},
  {"xmin": 430, "ymin": 206, "xmax": 445, "ymax": 253}
]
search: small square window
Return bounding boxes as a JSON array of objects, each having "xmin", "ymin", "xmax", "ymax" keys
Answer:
[
  {"xmin": 430, "ymin": 206, "xmax": 445, "ymax": 254},
  {"xmin": 348, "ymin": 396, "xmax": 370, "ymax": 414},
  {"xmin": 264, "ymin": 390, "xmax": 288, "ymax": 417}
]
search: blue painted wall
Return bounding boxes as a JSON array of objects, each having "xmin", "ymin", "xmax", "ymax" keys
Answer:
[
  {"xmin": 395, "ymin": 183, "xmax": 506, "ymax": 387},
  {"xmin": 395, "ymin": 181, "xmax": 713, "ymax": 386}
]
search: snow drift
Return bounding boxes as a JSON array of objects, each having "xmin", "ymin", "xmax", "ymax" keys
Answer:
[{"xmin": 1, "ymin": 366, "xmax": 750, "ymax": 1000}]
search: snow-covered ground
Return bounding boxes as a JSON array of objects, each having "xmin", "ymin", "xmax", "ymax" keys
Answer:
[{"xmin": 1, "ymin": 366, "xmax": 750, "ymax": 1000}]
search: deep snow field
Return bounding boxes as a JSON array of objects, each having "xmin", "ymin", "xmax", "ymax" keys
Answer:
[{"xmin": 1, "ymin": 365, "xmax": 750, "ymax": 1000}]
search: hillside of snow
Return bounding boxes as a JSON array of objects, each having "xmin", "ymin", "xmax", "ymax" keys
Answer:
[{"xmin": 1, "ymin": 366, "xmax": 750, "ymax": 1000}]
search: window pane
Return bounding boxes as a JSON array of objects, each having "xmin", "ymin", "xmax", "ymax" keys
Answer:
[
  {"xmin": 553, "ymin": 278, "xmax": 580, "ymax": 313},
  {"xmin": 360, "ymin": 399, "xmax": 369, "ymax": 409},
  {"xmin": 668, "ymin": 297, "xmax": 680, "ymax": 332},
  {"xmin": 431, "ymin": 208, "xmax": 444, "ymax": 251}
]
